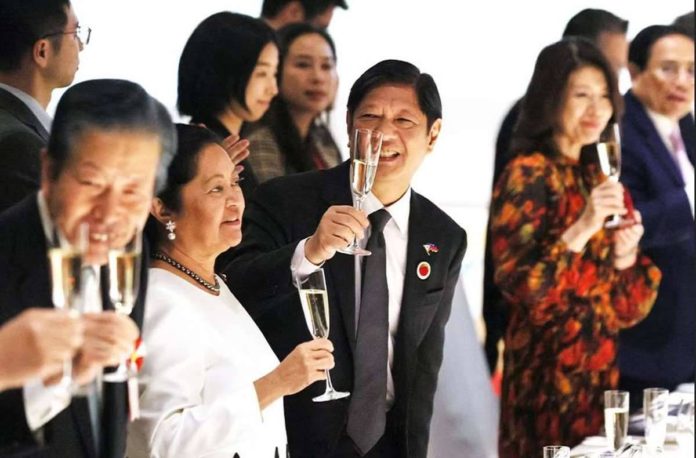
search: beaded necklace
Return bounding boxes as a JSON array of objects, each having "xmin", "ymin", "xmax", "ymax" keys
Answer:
[{"xmin": 152, "ymin": 250, "xmax": 220, "ymax": 294}]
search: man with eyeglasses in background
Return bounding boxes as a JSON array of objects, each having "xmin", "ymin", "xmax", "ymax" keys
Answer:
[
  {"xmin": 0, "ymin": 0, "xmax": 89, "ymax": 214},
  {"xmin": 619, "ymin": 24, "xmax": 695, "ymax": 411}
]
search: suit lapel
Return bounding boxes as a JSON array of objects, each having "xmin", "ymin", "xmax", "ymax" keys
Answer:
[
  {"xmin": 321, "ymin": 162, "xmax": 357, "ymax": 352},
  {"xmin": 0, "ymin": 88, "xmax": 50, "ymax": 141},
  {"xmin": 397, "ymin": 194, "xmax": 434, "ymax": 351},
  {"xmin": 626, "ymin": 90, "xmax": 685, "ymax": 185},
  {"xmin": 679, "ymin": 113, "xmax": 695, "ymax": 164}
]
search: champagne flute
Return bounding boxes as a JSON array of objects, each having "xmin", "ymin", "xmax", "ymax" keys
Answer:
[
  {"xmin": 103, "ymin": 232, "xmax": 142, "ymax": 383},
  {"xmin": 47, "ymin": 223, "xmax": 88, "ymax": 390},
  {"xmin": 604, "ymin": 390, "xmax": 629, "ymax": 453},
  {"xmin": 596, "ymin": 123, "xmax": 632, "ymax": 228},
  {"xmin": 338, "ymin": 128, "xmax": 383, "ymax": 256},
  {"xmin": 295, "ymin": 268, "xmax": 349, "ymax": 402}
]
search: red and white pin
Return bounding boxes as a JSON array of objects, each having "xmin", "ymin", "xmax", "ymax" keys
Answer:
[{"xmin": 416, "ymin": 261, "xmax": 431, "ymax": 280}]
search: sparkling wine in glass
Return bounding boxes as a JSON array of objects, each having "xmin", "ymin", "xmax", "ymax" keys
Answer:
[
  {"xmin": 47, "ymin": 223, "xmax": 88, "ymax": 390},
  {"xmin": 338, "ymin": 128, "xmax": 383, "ymax": 256},
  {"xmin": 596, "ymin": 123, "xmax": 631, "ymax": 228},
  {"xmin": 103, "ymin": 232, "xmax": 142, "ymax": 383},
  {"xmin": 604, "ymin": 390, "xmax": 629, "ymax": 453},
  {"xmin": 295, "ymin": 268, "xmax": 349, "ymax": 402}
]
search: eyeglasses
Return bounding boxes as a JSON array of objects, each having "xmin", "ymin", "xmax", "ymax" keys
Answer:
[
  {"xmin": 654, "ymin": 62, "xmax": 695, "ymax": 82},
  {"xmin": 41, "ymin": 25, "xmax": 91, "ymax": 46}
]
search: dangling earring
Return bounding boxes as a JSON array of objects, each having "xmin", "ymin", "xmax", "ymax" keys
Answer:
[{"xmin": 166, "ymin": 220, "xmax": 176, "ymax": 241}]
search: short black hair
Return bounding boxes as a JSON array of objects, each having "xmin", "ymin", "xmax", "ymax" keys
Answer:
[
  {"xmin": 177, "ymin": 12, "xmax": 277, "ymax": 124},
  {"xmin": 347, "ymin": 59, "xmax": 442, "ymax": 129},
  {"xmin": 261, "ymin": 0, "xmax": 347, "ymax": 20},
  {"xmin": 629, "ymin": 25, "xmax": 693, "ymax": 72},
  {"xmin": 144, "ymin": 124, "xmax": 223, "ymax": 246},
  {"xmin": 513, "ymin": 37, "xmax": 623, "ymax": 156},
  {"xmin": 0, "ymin": 0, "xmax": 70, "ymax": 72},
  {"xmin": 562, "ymin": 8, "xmax": 628, "ymax": 42},
  {"xmin": 673, "ymin": 11, "xmax": 695, "ymax": 38},
  {"xmin": 48, "ymin": 79, "xmax": 176, "ymax": 193},
  {"xmin": 302, "ymin": 0, "xmax": 348, "ymax": 21}
]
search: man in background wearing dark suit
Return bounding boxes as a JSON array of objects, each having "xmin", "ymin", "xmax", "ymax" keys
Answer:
[
  {"xmin": 0, "ymin": 78, "xmax": 175, "ymax": 458},
  {"xmin": 483, "ymin": 8, "xmax": 630, "ymax": 374},
  {"xmin": 224, "ymin": 59, "xmax": 467, "ymax": 457},
  {"xmin": 0, "ymin": 0, "xmax": 87, "ymax": 213},
  {"xmin": 619, "ymin": 25, "xmax": 695, "ymax": 409}
]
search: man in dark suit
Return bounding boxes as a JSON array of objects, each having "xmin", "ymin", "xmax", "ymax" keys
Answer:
[
  {"xmin": 618, "ymin": 25, "xmax": 695, "ymax": 408},
  {"xmin": 483, "ymin": 8, "xmax": 630, "ymax": 373},
  {"xmin": 0, "ymin": 0, "xmax": 87, "ymax": 213},
  {"xmin": 224, "ymin": 60, "xmax": 467, "ymax": 457},
  {"xmin": 0, "ymin": 79, "xmax": 175, "ymax": 457}
]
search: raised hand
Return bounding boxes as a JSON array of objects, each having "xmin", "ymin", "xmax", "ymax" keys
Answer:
[{"xmin": 304, "ymin": 205, "xmax": 369, "ymax": 265}]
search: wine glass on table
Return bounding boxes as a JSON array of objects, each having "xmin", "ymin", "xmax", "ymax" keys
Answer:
[
  {"xmin": 604, "ymin": 390, "xmax": 630, "ymax": 455},
  {"xmin": 103, "ymin": 232, "xmax": 142, "ymax": 383},
  {"xmin": 596, "ymin": 123, "xmax": 635, "ymax": 228},
  {"xmin": 542, "ymin": 445, "xmax": 570, "ymax": 458},
  {"xmin": 337, "ymin": 128, "xmax": 383, "ymax": 256},
  {"xmin": 643, "ymin": 387, "xmax": 668, "ymax": 455},
  {"xmin": 47, "ymin": 223, "xmax": 88, "ymax": 391},
  {"xmin": 295, "ymin": 268, "xmax": 349, "ymax": 402}
]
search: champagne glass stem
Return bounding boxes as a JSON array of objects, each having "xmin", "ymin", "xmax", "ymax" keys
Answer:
[
  {"xmin": 324, "ymin": 369, "xmax": 336, "ymax": 393},
  {"xmin": 348, "ymin": 196, "xmax": 364, "ymax": 250}
]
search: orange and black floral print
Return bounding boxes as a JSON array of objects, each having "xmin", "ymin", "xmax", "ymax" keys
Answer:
[{"xmin": 491, "ymin": 152, "xmax": 661, "ymax": 458}]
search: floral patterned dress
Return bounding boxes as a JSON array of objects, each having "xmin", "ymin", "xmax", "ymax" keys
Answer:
[{"xmin": 491, "ymin": 152, "xmax": 661, "ymax": 458}]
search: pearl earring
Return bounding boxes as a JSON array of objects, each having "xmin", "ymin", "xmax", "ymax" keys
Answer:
[{"xmin": 166, "ymin": 220, "xmax": 176, "ymax": 241}]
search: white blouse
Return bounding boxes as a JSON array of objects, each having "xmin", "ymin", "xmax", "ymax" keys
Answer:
[{"xmin": 127, "ymin": 268, "xmax": 286, "ymax": 458}]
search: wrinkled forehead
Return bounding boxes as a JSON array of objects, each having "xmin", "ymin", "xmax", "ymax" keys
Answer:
[{"xmin": 354, "ymin": 83, "xmax": 421, "ymax": 113}]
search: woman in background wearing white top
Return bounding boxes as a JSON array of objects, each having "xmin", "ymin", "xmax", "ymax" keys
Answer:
[{"xmin": 127, "ymin": 124, "xmax": 334, "ymax": 458}]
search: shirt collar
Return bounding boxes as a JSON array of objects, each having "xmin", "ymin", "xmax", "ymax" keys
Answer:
[
  {"xmin": 362, "ymin": 188, "xmax": 412, "ymax": 235},
  {"xmin": 645, "ymin": 107, "xmax": 680, "ymax": 142},
  {"xmin": 0, "ymin": 82, "xmax": 52, "ymax": 132}
]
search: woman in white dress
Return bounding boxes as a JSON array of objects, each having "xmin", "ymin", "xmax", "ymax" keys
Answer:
[{"xmin": 127, "ymin": 124, "xmax": 335, "ymax": 458}]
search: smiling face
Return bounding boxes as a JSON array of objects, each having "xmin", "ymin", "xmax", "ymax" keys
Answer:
[
  {"xmin": 43, "ymin": 129, "xmax": 162, "ymax": 265},
  {"xmin": 281, "ymin": 33, "xmax": 337, "ymax": 116},
  {"xmin": 349, "ymin": 84, "xmax": 441, "ymax": 204},
  {"xmin": 230, "ymin": 42, "xmax": 279, "ymax": 122},
  {"xmin": 554, "ymin": 65, "xmax": 614, "ymax": 157},
  {"xmin": 170, "ymin": 144, "xmax": 244, "ymax": 257},
  {"xmin": 632, "ymin": 34, "xmax": 694, "ymax": 121}
]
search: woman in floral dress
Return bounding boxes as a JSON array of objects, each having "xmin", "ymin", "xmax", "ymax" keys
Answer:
[{"xmin": 491, "ymin": 38, "xmax": 661, "ymax": 458}]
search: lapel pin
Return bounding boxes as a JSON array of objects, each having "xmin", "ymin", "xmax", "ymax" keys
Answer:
[
  {"xmin": 417, "ymin": 261, "xmax": 431, "ymax": 280},
  {"xmin": 423, "ymin": 243, "xmax": 439, "ymax": 256}
]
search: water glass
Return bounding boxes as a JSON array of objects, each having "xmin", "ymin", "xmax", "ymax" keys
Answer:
[
  {"xmin": 643, "ymin": 388, "xmax": 668, "ymax": 454},
  {"xmin": 604, "ymin": 390, "xmax": 630, "ymax": 452},
  {"xmin": 543, "ymin": 445, "xmax": 570, "ymax": 457}
]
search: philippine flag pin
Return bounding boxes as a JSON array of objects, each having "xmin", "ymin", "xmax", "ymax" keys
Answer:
[{"xmin": 416, "ymin": 261, "xmax": 431, "ymax": 280}]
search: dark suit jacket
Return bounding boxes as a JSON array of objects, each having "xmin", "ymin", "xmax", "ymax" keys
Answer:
[
  {"xmin": 618, "ymin": 90, "xmax": 695, "ymax": 387},
  {"xmin": 222, "ymin": 161, "xmax": 467, "ymax": 457},
  {"xmin": 0, "ymin": 88, "xmax": 49, "ymax": 214},
  {"xmin": 0, "ymin": 195, "xmax": 148, "ymax": 458}
]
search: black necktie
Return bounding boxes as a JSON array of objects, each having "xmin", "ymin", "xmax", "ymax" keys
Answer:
[{"xmin": 347, "ymin": 209, "xmax": 391, "ymax": 455}]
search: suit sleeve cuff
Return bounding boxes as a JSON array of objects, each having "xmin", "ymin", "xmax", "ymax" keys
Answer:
[
  {"xmin": 23, "ymin": 376, "xmax": 71, "ymax": 431},
  {"xmin": 290, "ymin": 238, "xmax": 323, "ymax": 281}
]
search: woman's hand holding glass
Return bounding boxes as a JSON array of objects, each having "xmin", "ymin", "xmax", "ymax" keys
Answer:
[{"xmin": 613, "ymin": 210, "xmax": 644, "ymax": 270}]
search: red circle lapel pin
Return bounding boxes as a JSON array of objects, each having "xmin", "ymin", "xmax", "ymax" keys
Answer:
[{"xmin": 417, "ymin": 261, "xmax": 431, "ymax": 280}]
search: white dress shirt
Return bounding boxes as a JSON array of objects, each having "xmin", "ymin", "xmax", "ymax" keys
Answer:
[
  {"xmin": 127, "ymin": 268, "xmax": 286, "ymax": 458},
  {"xmin": 291, "ymin": 189, "xmax": 412, "ymax": 409},
  {"xmin": 646, "ymin": 108, "xmax": 695, "ymax": 216},
  {"xmin": 0, "ymin": 82, "xmax": 52, "ymax": 132}
]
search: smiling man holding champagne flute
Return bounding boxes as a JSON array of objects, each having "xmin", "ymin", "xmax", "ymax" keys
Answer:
[
  {"xmin": 223, "ymin": 59, "xmax": 467, "ymax": 458},
  {"xmin": 0, "ymin": 78, "xmax": 175, "ymax": 458}
]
